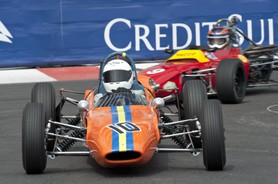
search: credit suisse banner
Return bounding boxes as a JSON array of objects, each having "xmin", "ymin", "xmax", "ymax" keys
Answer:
[{"xmin": 0, "ymin": 0, "xmax": 278, "ymax": 68}]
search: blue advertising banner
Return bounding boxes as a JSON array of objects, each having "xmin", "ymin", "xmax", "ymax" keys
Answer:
[{"xmin": 0, "ymin": 0, "xmax": 278, "ymax": 68}]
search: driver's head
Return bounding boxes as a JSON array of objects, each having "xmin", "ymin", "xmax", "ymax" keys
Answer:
[
  {"xmin": 102, "ymin": 59, "xmax": 134, "ymax": 93},
  {"xmin": 207, "ymin": 26, "xmax": 237, "ymax": 49}
]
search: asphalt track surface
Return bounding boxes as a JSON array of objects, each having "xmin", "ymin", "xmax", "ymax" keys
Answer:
[{"xmin": 1, "ymin": 79, "xmax": 278, "ymax": 184}]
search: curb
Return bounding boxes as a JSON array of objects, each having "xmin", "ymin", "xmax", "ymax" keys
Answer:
[{"xmin": 0, "ymin": 63, "xmax": 158, "ymax": 84}]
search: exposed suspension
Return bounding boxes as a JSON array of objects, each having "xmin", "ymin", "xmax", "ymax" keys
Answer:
[
  {"xmin": 56, "ymin": 114, "xmax": 85, "ymax": 152},
  {"xmin": 57, "ymin": 129, "xmax": 85, "ymax": 151},
  {"xmin": 66, "ymin": 113, "xmax": 81, "ymax": 125},
  {"xmin": 161, "ymin": 115, "xmax": 190, "ymax": 148}
]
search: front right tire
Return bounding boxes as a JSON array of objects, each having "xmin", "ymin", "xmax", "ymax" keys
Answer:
[{"xmin": 201, "ymin": 100, "xmax": 226, "ymax": 171}]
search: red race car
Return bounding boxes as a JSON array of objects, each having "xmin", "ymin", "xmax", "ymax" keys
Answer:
[
  {"xmin": 140, "ymin": 17, "xmax": 278, "ymax": 104},
  {"xmin": 22, "ymin": 52, "xmax": 225, "ymax": 174}
]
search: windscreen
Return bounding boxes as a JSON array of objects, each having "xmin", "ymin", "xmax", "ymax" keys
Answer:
[{"xmin": 94, "ymin": 92, "xmax": 148, "ymax": 107}]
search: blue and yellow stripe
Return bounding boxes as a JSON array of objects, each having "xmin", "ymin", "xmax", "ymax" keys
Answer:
[{"xmin": 111, "ymin": 105, "xmax": 134, "ymax": 152}]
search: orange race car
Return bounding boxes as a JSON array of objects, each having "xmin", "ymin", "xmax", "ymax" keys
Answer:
[{"xmin": 22, "ymin": 52, "xmax": 226, "ymax": 174}]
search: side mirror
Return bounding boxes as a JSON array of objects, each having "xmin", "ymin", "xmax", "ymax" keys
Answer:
[
  {"xmin": 164, "ymin": 48, "xmax": 174, "ymax": 54},
  {"xmin": 149, "ymin": 78, "xmax": 160, "ymax": 92},
  {"xmin": 78, "ymin": 100, "xmax": 89, "ymax": 111},
  {"xmin": 151, "ymin": 98, "xmax": 165, "ymax": 109}
]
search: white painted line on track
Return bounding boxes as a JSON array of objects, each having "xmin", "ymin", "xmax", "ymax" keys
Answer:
[
  {"xmin": 0, "ymin": 69, "xmax": 56, "ymax": 84},
  {"xmin": 135, "ymin": 63, "xmax": 158, "ymax": 70},
  {"xmin": 267, "ymin": 104, "xmax": 278, "ymax": 113}
]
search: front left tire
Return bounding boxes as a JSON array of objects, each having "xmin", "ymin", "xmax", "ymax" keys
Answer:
[
  {"xmin": 22, "ymin": 103, "xmax": 47, "ymax": 174},
  {"xmin": 216, "ymin": 59, "xmax": 247, "ymax": 103}
]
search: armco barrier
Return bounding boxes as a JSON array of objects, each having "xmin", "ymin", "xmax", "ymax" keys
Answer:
[{"xmin": 0, "ymin": 0, "xmax": 278, "ymax": 68}]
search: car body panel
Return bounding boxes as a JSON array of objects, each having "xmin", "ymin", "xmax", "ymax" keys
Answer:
[
  {"xmin": 139, "ymin": 48, "xmax": 250, "ymax": 97},
  {"xmin": 83, "ymin": 74, "xmax": 160, "ymax": 168},
  {"xmin": 85, "ymin": 105, "xmax": 159, "ymax": 167}
]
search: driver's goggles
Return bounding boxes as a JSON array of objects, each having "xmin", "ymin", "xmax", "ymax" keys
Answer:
[{"xmin": 207, "ymin": 37, "xmax": 228, "ymax": 45}]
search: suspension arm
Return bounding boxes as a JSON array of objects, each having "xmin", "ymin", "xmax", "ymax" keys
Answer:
[
  {"xmin": 47, "ymin": 132, "xmax": 86, "ymax": 142},
  {"xmin": 160, "ymin": 130, "xmax": 200, "ymax": 139},
  {"xmin": 48, "ymin": 120, "xmax": 86, "ymax": 131},
  {"xmin": 158, "ymin": 118, "xmax": 198, "ymax": 128}
]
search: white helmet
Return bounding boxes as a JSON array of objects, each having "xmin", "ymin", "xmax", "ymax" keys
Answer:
[{"xmin": 102, "ymin": 59, "xmax": 134, "ymax": 93}]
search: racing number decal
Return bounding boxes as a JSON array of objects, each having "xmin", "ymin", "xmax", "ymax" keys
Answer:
[
  {"xmin": 108, "ymin": 122, "xmax": 141, "ymax": 134},
  {"xmin": 146, "ymin": 68, "xmax": 165, "ymax": 74}
]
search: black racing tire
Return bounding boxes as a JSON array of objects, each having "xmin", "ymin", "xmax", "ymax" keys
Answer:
[
  {"xmin": 201, "ymin": 100, "xmax": 226, "ymax": 171},
  {"xmin": 182, "ymin": 80, "xmax": 207, "ymax": 148},
  {"xmin": 216, "ymin": 59, "xmax": 247, "ymax": 104},
  {"xmin": 31, "ymin": 83, "xmax": 56, "ymax": 151},
  {"xmin": 22, "ymin": 103, "xmax": 47, "ymax": 174}
]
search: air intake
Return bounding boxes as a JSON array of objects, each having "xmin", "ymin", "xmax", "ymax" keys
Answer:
[{"xmin": 106, "ymin": 151, "xmax": 141, "ymax": 161}]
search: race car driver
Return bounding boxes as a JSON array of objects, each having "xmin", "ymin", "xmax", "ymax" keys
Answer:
[
  {"xmin": 207, "ymin": 26, "xmax": 240, "ymax": 50},
  {"xmin": 94, "ymin": 52, "xmax": 145, "ymax": 103}
]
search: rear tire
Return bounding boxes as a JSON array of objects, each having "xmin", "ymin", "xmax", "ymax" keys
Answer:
[
  {"xmin": 216, "ymin": 59, "xmax": 246, "ymax": 103},
  {"xmin": 31, "ymin": 83, "xmax": 56, "ymax": 151},
  {"xmin": 201, "ymin": 100, "xmax": 226, "ymax": 171},
  {"xmin": 182, "ymin": 80, "xmax": 207, "ymax": 148},
  {"xmin": 22, "ymin": 103, "xmax": 47, "ymax": 174}
]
